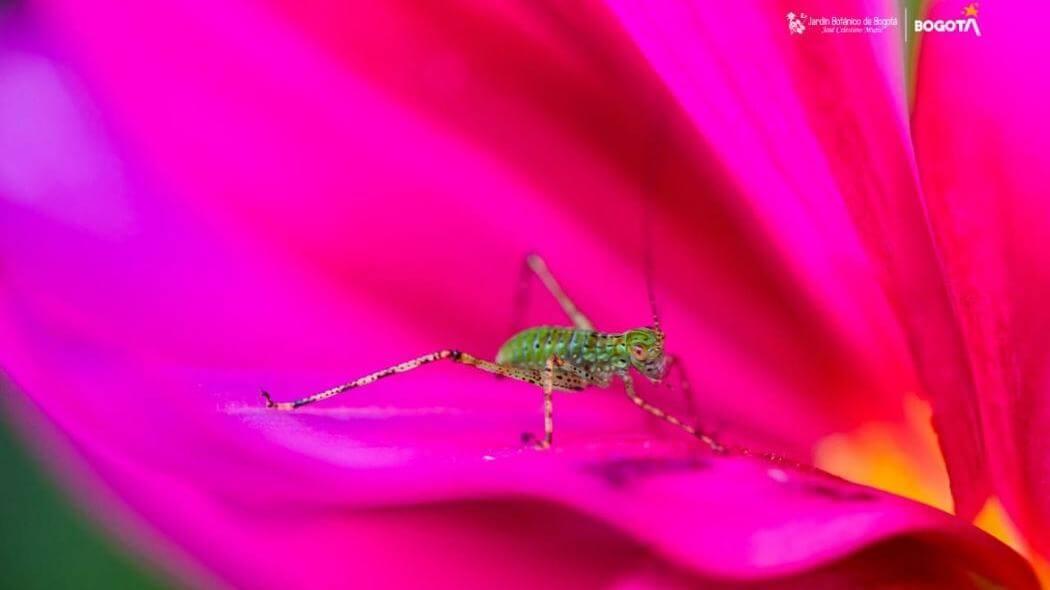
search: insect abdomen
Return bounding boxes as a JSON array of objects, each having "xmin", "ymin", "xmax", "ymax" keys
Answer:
[
  {"xmin": 496, "ymin": 327, "xmax": 625, "ymax": 373},
  {"xmin": 496, "ymin": 327, "xmax": 576, "ymax": 368}
]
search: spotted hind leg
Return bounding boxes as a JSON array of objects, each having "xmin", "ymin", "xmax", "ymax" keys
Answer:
[
  {"xmin": 261, "ymin": 349, "xmax": 576, "ymax": 451},
  {"xmin": 510, "ymin": 253, "xmax": 594, "ymax": 332},
  {"xmin": 263, "ymin": 350, "xmax": 544, "ymax": 409}
]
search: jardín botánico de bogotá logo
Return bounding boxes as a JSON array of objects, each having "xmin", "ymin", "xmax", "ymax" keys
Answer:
[
  {"xmin": 786, "ymin": 9, "xmax": 897, "ymax": 35},
  {"xmin": 787, "ymin": 3, "xmax": 980, "ymax": 38}
]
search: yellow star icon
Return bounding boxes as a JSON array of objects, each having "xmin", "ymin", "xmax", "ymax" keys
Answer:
[{"xmin": 962, "ymin": 3, "xmax": 979, "ymax": 17}]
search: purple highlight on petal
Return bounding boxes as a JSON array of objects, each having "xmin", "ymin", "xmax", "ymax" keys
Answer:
[{"xmin": 0, "ymin": 28, "xmax": 132, "ymax": 236}]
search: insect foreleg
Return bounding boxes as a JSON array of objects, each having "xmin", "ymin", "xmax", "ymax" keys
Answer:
[
  {"xmin": 262, "ymin": 350, "xmax": 544, "ymax": 410},
  {"xmin": 663, "ymin": 354, "xmax": 697, "ymax": 421},
  {"xmin": 621, "ymin": 372, "xmax": 724, "ymax": 453},
  {"xmin": 514, "ymin": 254, "xmax": 594, "ymax": 331}
]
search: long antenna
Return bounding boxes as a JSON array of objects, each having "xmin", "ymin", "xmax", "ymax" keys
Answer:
[
  {"xmin": 642, "ymin": 101, "xmax": 670, "ymax": 333},
  {"xmin": 643, "ymin": 198, "xmax": 661, "ymax": 332}
]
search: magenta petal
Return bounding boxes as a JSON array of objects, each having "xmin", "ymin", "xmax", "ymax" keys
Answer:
[
  {"xmin": 1, "ymin": 2, "xmax": 1038, "ymax": 587},
  {"xmin": 1, "ymin": 329, "xmax": 1038, "ymax": 588},
  {"xmin": 603, "ymin": 0, "xmax": 991, "ymax": 517},
  {"xmin": 913, "ymin": 0, "xmax": 1050, "ymax": 553},
  {"xmin": 0, "ymin": 57, "xmax": 1033, "ymax": 590},
  {"xmin": 26, "ymin": 0, "xmax": 941, "ymax": 455}
]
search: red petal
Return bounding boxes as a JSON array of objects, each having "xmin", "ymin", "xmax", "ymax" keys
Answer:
[
  {"xmin": 604, "ymin": 0, "xmax": 990, "ymax": 516},
  {"xmin": 913, "ymin": 0, "xmax": 1050, "ymax": 552}
]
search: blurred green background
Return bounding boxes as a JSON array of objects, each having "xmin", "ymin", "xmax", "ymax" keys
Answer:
[{"xmin": 0, "ymin": 410, "xmax": 169, "ymax": 589}]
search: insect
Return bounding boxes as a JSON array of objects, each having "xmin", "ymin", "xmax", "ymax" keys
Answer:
[{"xmin": 262, "ymin": 254, "xmax": 723, "ymax": 452}]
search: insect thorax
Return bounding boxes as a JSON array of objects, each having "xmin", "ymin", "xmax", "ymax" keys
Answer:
[{"xmin": 496, "ymin": 326, "xmax": 629, "ymax": 378}]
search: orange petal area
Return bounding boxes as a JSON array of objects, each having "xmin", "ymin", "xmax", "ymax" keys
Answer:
[
  {"xmin": 974, "ymin": 499, "xmax": 1050, "ymax": 587},
  {"xmin": 815, "ymin": 393, "xmax": 1049, "ymax": 586}
]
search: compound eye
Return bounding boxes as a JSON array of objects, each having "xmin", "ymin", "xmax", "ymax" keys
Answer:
[{"xmin": 631, "ymin": 345, "xmax": 646, "ymax": 360}]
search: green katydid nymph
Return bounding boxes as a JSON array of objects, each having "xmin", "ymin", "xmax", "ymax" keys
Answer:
[{"xmin": 263, "ymin": 254, "xmax": 723, "ymax": 452}]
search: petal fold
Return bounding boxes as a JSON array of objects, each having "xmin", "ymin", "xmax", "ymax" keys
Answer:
[
  {"xmin": 604, "ymin": 0, "xmax": 990, "ymax": 516},
  {"xmin": 913, "ymin": 0, "xmax": 1050, "ymax": 552}
]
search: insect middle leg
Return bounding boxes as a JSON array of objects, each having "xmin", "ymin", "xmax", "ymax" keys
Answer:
[
  {"xmin": 511, "ymin": 253, "xmax": 594, "ymax": 332},
  {"xmin": 519, "ymin": 355, "xmax": 590, "ymax": 450},
  {"xmin": 528, "ymin": 354, "xmax": 591, "ymax": 449},
  {"xmin": 621, "ymin": 372, "xmax": 724, "ymax": 453}
]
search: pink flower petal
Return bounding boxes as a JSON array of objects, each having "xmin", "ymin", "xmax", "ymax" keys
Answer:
[
  {"xmin": 29, "ymin": 0, "xmax": 932, "ymax": 454},
  {"xmin": 1, "ymin": 317, "xmax": 1037, "ymax": 588},
  {"xmin": 913, "ymin": 0, "xmax": 1050, "ymax": 553},
  {"xmin": 603, "ymin": 0, "xmax": 992, "ymax": 517},
  {"xmin": 0, "ymin": 2, "xmax": 1038, "ymax": 587}
]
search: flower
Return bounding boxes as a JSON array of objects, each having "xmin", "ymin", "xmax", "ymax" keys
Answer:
[{"xmin": 0, "ymin": 0, "xmax": 1045, "ymax": 587}]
